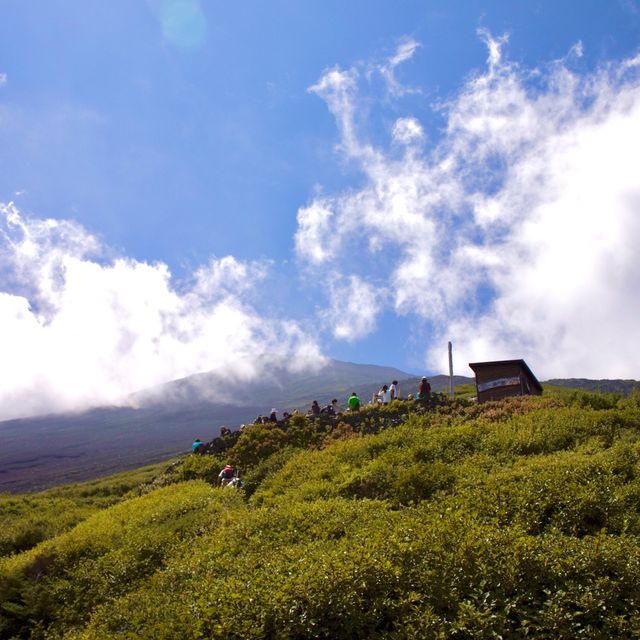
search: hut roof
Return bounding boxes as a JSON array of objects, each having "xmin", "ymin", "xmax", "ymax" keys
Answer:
[{"xmin": 468, "ymin": 359, "xmax": 543, "ymax": 394}]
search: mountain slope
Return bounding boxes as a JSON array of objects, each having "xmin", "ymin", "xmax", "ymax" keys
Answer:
[
  {"xmin": 132, "ymin": 359, "xmax": 418, "ymax": 408},
  {"xmin": 0, "ymin": 359, "xmax": 416, "ymax": 493}
]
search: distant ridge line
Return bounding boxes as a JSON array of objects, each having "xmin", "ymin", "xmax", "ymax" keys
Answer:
[{"xmin": 544, "ymin": 378, "xmax": 640, "ymax": 395}]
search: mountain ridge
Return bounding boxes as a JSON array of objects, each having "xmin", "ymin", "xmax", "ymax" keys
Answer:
[{"xmin": 544, "ymin": 378, "xmax": 640, "ymax": 395}]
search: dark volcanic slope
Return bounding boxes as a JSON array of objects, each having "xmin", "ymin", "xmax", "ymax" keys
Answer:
[{"xmin": 0, "ymin": 403, "xmax": 263, "ymax": 493}]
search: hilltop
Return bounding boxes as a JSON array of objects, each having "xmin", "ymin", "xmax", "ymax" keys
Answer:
[{"xmin": 2, "ymin": 387, "xmax": 640, "ymax": 638}]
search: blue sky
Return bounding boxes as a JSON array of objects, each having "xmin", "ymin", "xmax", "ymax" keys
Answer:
[{"xmin": 1, "ymin": 1, "xmax": 640, "ymax": 418}]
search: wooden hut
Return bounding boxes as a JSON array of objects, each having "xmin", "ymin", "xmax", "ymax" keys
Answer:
[{"xmin": 468, "ymin": 359, "xmax": 542, "ymax": 403}]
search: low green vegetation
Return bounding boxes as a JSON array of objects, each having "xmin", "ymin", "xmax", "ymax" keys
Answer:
[
  {"xmin": 0, "ymin": 462, "xmax": 169, "ymax": 558},
  {"xmin": 3, "ymin": 390, "xmax": 640, "ymax": 638}
]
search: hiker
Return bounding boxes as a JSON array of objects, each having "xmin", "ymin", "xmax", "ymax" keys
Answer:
[
  {"xmin": 331, "ymin": 398, "xmax": 342, "ymax": 415},
  {"xmin": 310, "ymin": 400, "xmax": 321, "ymax": 416},
  {"xmin": 348, "ymin": 392, "xmax": 361, "ymax": 411},
  {"xmin": 378, "ymin": 384, "xmax": 391, "ymax": 405},
  {"xmin": 389, "ymin": 380, "xmax": 400, "ymax": 400},
  {"xmin": 418, "ymin": 377, "xmax": 431, "ymax": 400},
  {"xmin": 321, "ymin": 402, "xmax": 334, "ymax": 415},
  {"xmin": 218, "ymin": 464, "xmax": 236, "ymax": 487},
  {"xmin": 269, "ymin": 408, "xmax": 278, "ymax": 422},
  {"xmin": 220, "ymin": 426, "xmax": 231, "ymax": 437},
  {"xmin": 192, "ymin": 438, "xmax": 204, "ymax": 453}
]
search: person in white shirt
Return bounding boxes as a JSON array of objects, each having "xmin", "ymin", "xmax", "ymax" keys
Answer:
[
  {"xmin": 389, "ymin": 380, "xmax": 399, "ymax": 400},
  {"xmin": 379, "ymin": 384, "xmax": 392, "ymax": 404}
]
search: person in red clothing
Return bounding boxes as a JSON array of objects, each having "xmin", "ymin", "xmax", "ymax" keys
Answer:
[
  {"xmin": 418, "ymin": 377, "xmax": 431, "ymax": 401},
  {"xmin": 218, "ymin": 464, "xmax": 236, "ymax": 487}
]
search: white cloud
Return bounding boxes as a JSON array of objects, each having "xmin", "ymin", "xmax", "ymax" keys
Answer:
[
  {"xmin": 0, "ymin": 203, "xmax": 324, "ymax": 420},
  {"xmin": 321, "ymin": 274, "xmax": 382, "ymax": 342},
  {"xmin": 297, "ymin": 34, "xmax": 640, "ymax": 379},
  {"xmin": 392, "ymin": 117, "xmax": 424, "ymax": 145},
  {"xmin": 477, "ymin": 28, "xmax": 508, "ymax": 69},
  {"xmin": 308, "ymin": 66, "xmax": 368, "ymax": 159},
  {"xmin": 0, "ymin": 73, "xmax": 7, "ymax": 87},
  {"xmin": 380, "ymin": 38, "xmax": 421, "ymax": 97},
  {"xmin": 294, "ymin": 199, "xmax": 337, "ymax": 265}
]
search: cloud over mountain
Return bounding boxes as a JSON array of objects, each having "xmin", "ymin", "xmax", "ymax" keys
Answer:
[
  {"xmin": 295, "ymin": 35, "xmax": 640, "ymax": 379},
  {"xmin": 0, "ymin": 203, "xmax": 323, "ymax": 420}
]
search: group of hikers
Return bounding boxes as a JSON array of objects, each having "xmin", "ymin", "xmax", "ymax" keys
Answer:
[
  {"xmin": 250, "ymin": 376, "xmax": 433, "ymax": 424},
  {"xmin": 191, "ymin": 376, "xmax": 434, "ymax": 487}
]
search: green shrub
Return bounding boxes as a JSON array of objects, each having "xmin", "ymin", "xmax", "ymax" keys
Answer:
[
  {"xmin": 69, "ymin": 502, "xmax": 640, "ymax": 639},
  {"xmin": 177, "ymin": 452, "xmax": 227, "ymax": 484},
  {"xmin": 0, "ymin": 482, "xmax": 244, "ymax": 639},
  {"xmin": 0, "ymin": 462, "xmax": 170, "ymax": 559},
  {"xmin": 228, "ymin": 424, "xmax": 287, "ymax": 469}
]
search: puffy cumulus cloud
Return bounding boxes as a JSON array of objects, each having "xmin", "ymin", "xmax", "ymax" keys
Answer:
[
  {"xmin": 0, "ymin": 203, "xmax": 324, "ymax": 420},
  {"xmin": 392, "ymin": 117, "xmax": 424, "ymax": 145},
  {"xmin": 296, "ymin": 33, "xmax": 640, "ymax": 379}
]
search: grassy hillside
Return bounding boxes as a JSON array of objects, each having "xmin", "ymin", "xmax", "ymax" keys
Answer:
[{"xmin": 3, "ymin": 389, "xmax": 640, "ymax": 638}]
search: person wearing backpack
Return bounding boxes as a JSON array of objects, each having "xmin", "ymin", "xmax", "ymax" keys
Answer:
[{"xmin": 218, "ymin": 464, "xmax": 236, "ymax": 487}]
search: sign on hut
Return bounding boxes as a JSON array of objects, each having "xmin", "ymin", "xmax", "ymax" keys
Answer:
[{"xmin": 468, "ymin": 359, "xmax": 542, "ymax": 403}]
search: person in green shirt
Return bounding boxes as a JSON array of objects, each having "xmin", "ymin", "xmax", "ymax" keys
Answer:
[{"xmin": 348, "ymin": 392, "xmax": 361, "ymax": 411}]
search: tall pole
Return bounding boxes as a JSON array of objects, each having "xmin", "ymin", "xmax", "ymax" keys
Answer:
[{"xmin": 448, "ymin": 341, "xmax": 454, "ymax": 399}]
